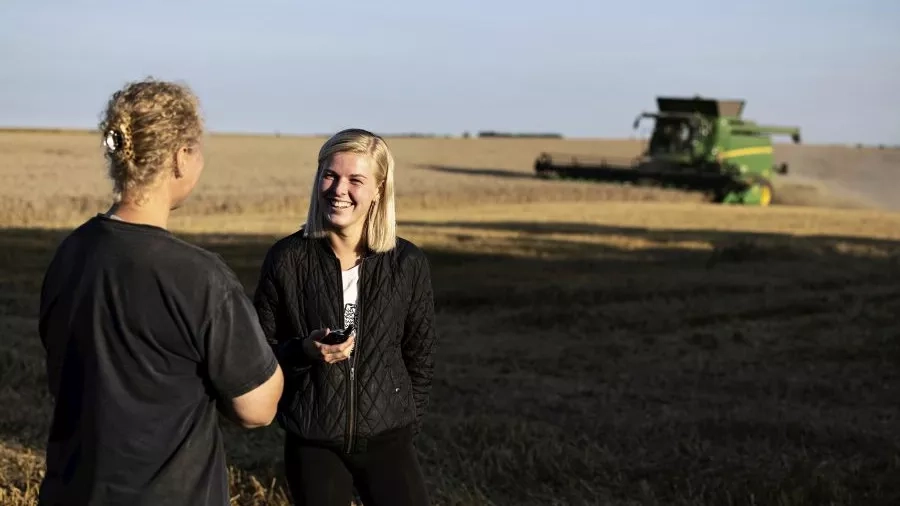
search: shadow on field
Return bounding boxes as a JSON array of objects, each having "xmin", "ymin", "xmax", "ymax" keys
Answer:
[
  {"xmin": 1, "ymin": 223, "xmax": 899, "ymax": 505},
  {"xmin": 400, "ymin": 219, "xmax": 900, "ymax": 263},
  {"xmin": 402, "ymin": 219, "xmax": 900, "ymax": 247},
  {"xmin": 416, "ymin": 164, "xmax": 536, "ymax": 180}
]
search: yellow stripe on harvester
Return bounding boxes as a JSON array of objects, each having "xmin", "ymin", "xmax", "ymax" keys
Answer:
[{"xmin": 716, "ymin": 146, "xmax": 773, "ymax": 161}]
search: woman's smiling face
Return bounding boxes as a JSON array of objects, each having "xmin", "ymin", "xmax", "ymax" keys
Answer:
[{"xmin": 318, "ymin": 151, "xmax": 380, "ymax": 235}]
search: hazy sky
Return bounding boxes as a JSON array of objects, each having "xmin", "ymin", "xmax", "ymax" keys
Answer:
[{"xmin": 2, "ymin": 0, "xmax": 898, "ymax": 144}]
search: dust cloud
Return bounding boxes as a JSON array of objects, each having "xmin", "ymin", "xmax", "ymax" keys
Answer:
[{"xmin": 774, "ymin": 144, "xmax": 900, "ymax": 211}]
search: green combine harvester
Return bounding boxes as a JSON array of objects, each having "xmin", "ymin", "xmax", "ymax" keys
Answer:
[{"xmin": 534, "ymin": 96, "xmax": 802, "ymax": 206}]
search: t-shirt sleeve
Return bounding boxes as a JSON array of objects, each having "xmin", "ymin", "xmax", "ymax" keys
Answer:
[{"xmin": 200, "ymin": 281, "xmax": 278, "ymax": 400}]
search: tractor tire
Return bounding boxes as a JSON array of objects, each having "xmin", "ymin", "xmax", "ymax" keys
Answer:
[
  {"xmin": 737, "ymin": 178, "xmax": 774, "ymax": 206},
  {"xmin": 755, "ymin": 179, "xmax": 774, "ymax": 207}
]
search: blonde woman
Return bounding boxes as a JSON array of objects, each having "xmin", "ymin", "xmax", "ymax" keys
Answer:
[
  {"xmin": 38, "ymin": 79, "xmax": 284, "ymax": 506},
  {"xmin": 254, "ymin": 128, "xmax": 436, "ymax": 506}
]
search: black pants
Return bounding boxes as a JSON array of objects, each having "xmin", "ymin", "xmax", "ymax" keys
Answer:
[{"xmin": 283, "ymin": 427, "xmax": 431, "ymax": 506}]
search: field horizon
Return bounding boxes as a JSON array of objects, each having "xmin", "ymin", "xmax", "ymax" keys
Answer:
[
  {"xmin": 1, "ymin": 130, "xmax": 898, "ymax": 505},
  {"xmin": 1, "ymin": 125, "xmax": 893, "ymax": 145},
  {"xmin": 0, "ymin": 122, "xmax": 894, "ymax": 144}
]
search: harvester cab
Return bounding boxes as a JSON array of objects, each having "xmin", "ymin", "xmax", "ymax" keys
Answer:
[{"xmin": 534, "ymin": 95, "xmax": 802, "ymax": 207}]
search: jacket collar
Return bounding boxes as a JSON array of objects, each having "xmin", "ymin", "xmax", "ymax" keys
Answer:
[{"xmin": 308, "ymin": 230, "xmax": 377, "ymax": 263}]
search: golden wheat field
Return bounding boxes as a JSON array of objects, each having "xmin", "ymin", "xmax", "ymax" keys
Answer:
[{"xmin": 1, "ymin": 130, "xmax": 899, "ymax": 505}]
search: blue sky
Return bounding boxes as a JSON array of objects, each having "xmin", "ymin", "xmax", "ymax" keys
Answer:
[{"xmin": 1, "ymin": 0, "xmax": 898, "ymax": 144}]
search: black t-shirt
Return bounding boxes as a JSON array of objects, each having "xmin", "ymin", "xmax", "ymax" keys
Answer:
[{"xmin": 37, "ymin": 214, "xmax": 277, "ymax": 506}]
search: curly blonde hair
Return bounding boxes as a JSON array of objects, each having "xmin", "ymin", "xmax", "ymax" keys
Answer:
[
  {"xmin": 97, "ymin": 78, "xmax": 204, "ymax": 202},
  {"xmin": 303, "ymin": 128, "xmax": 397, "ymax": 253}
]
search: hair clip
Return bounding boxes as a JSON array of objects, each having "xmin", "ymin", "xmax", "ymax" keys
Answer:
[{"xmin": 104, "ymin": 129, "xmax": 122, "ymax": 153}]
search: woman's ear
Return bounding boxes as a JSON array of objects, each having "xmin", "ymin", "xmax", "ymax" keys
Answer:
[{"xmin": 173, "ymin": 146, "xmax": 187, "ymax": 179}]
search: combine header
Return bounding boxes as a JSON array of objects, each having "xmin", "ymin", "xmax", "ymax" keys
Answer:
[{"xmin": 534, "ymin": 96, "xmax": 802, "ymax": 206}]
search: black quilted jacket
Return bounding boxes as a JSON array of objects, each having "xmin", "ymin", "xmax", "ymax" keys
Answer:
[{"xmin": 253, "ymin": 229, "xmax": 437, "ymax": 453}]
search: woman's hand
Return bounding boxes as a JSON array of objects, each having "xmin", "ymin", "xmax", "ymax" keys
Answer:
[{"xmin": 301, "ymin": 328, "xmax": 356, "ymax": 364}]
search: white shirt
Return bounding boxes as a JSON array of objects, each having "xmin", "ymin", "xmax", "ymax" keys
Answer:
[{"xmin": 341, "ymin": 265, "xmax": 360, "ymax": 330}]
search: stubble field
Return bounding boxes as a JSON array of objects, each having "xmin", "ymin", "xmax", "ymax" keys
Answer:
[{"xmin": 1, "ymin": 131, "xmax": 899, "ymax": 505}]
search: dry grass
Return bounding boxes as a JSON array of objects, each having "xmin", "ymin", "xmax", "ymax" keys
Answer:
[
  {"xmin": 0, "ymin": 131, "xmax": 705, "ymax": 229},
  {"xmin": 1, "ymin": 131, "xmax": 899, "ymax": 505}
]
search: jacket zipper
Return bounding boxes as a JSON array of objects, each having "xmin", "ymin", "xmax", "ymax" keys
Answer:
[{"xmin": 343, "ymin": 256, "xmax": 364, "ymax": 454}]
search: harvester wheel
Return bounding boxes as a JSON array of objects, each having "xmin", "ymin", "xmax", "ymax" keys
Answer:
[
  {"xmin": 754, "ymin": 180, "xmax": 774, "ymax": 206},
  {"xmin": 745, "ymin": 179, "xmax": 774, "ymax": 206},
  {"xmin": 759, "ymin": 183, "xmax": 773, "ymax": 206}
]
